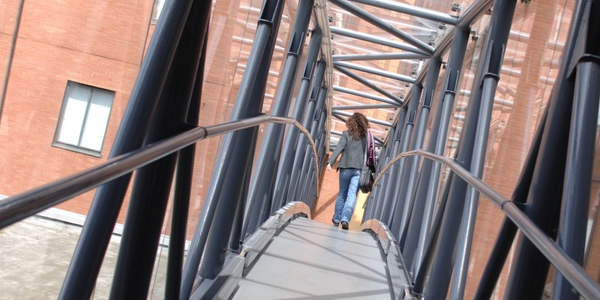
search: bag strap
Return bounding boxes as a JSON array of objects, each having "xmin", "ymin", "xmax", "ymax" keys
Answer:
[
  {"xmin": 362, "ymin": 132, "xmax": 368, "ymax": 166},
  {"xmin": 367, "ymin": 132, "xmax": 374, "ymax": 159}
]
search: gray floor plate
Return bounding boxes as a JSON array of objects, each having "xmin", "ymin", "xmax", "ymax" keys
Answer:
[{"xmin": 234, "ymin": 217, "xmax": 391, "ymax": 299}]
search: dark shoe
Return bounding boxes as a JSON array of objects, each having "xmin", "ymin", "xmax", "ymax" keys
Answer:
[
  {"xmin": 341, "ymin": 221, "xmax": 349, "ymax": 230},
  {"xmin": 332, "ymin": 218, "xmax": 339, "ymax": 226}
]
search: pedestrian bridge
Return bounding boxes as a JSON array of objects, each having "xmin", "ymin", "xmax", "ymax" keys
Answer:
[{"xmin": 1, "ymin": 0, "xmax": 600, "ymax": 298}]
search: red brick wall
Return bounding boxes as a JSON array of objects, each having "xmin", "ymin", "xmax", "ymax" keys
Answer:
[{"xmin": 0, "ymin": 0, "xmax": 153, "ymax": 222}]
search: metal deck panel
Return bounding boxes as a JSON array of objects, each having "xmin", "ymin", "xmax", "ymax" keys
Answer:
[{"xmin": 234, "ymin": 217, "xmax": 391, "ymax": 299}]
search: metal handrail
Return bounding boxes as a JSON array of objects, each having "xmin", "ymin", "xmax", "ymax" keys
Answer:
[
  {"xmin": 369, "ymin": 149, "xmax": 600, "ymax": 300},
  {"xmin": 0, "ymin": 115, "xmax": 320, "ymax": 230}
]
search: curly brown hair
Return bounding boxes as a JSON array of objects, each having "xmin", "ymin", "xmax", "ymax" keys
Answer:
[{"xmin": 347, "ymin": 112, "xmax": 369, "ymax": 140}]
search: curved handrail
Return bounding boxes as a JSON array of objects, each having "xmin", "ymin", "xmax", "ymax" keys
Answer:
[
  {"xmin": 0, "ymin": 115, "xmax": 321, "ymax": 230},
  {"xmin": 369, "ymin": 149, "xmax": 600, "ymax": 300}
]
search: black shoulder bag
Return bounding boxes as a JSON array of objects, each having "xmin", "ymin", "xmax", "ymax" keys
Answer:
[{"xmin": 358, "ymin": 132, "xmax": 373, "ymax": 193}]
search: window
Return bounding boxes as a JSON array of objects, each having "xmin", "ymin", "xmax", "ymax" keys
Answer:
[
  {"xmin": 151, "ymin": 0, "xmax": 166, "ymax": 24},
  {"xmin": 53, "ymin": 81, "xmax": 114, "ymax": 156}
]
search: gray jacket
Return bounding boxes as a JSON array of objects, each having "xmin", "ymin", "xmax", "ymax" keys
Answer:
[{"xmin": 328, "ymin": 130, "xmax": 366, "ymax": 169}]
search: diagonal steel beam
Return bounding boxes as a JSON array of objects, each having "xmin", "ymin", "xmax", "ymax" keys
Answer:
[
  {"xmin": 331, "ymin": 113, "xmax": 348, "ymax": 124},
  {"xmin": 333, "ymin": 103, "xmax": 398, "ymax": 110},
  {"xmin": 329, "ymin": 0, "xmax": 434, "ymax": 54},
  {"xmin": 335, "ymin": 65, "xmax": 404, "ymax": 103},
  {"xmin": 335, "ymin": 61, "xmax": 416, "ymax": 83},
  {"xmin": 331, "ymin": 27, "xmax": 429, "ymax": 55},
  {"xmin": 457, "ymin": 0, "xmax": 493, "ymax": 29},
  {"xmin": 349, "ymin": 0, "xmax": 458, "ymax": 25},
  {"xmin": 334, "ymin": 86, "xmax": 403, "ymax": 105},
  {"xmin": 333, "ymin": 52, "xmax": 429, "ymax": 61}
]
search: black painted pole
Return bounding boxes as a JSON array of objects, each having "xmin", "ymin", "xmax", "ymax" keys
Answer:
[
  {"xmin": 426, "ymin": 0, "xmax": 517, "ymax": 297},
  {"xmin": 59, "ymin": 0, "xmax": 197, "ymax": 298},
  {"xmin": 243, "ymin": 0, "xmax": 314, "ymax": 235},
  {"xmin": 180, "ymin": 0, "xmax": 285, "ymax": 297},
  {"xmin": 270, "ymin": 27, "xmax": 322, "ymax": 211}
]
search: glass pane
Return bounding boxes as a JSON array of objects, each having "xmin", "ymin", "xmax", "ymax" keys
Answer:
[
  {"xmin": 80, "ymin": 89, "xmax": 113, "ymax": 151},
  {"xmin": 56, "ymin": 86, "xmax": 90, "ymax": 146}
]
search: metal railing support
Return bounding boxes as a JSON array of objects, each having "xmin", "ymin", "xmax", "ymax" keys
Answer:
[
  {"xmin": 0, "ymin": 116, "xmax": 319, "ymax": 228},
  {"xmin": 182, "ymin": 0, "xmax": 285, "ymax": 296},
  {"xmin": 375, "ymin": 150, "xmax": 600, "ymax": 300}
]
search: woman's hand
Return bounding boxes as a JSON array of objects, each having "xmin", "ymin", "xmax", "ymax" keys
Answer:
[{"xmin": 327, "ymin": 163, "xmax": 332, "ymax": 170}]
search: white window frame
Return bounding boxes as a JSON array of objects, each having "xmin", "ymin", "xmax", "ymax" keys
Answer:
[{"xmin": 53, "ymin": 81, "xmax": 114, "ymax": 157}]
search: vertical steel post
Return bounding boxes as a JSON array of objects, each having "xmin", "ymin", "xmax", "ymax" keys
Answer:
[
  {"xmin": 59, "ymin": 0, "xmax": 197, "ymax": 298},
  {"xmin": 180, "ymin": 0, "xmax": 285, "ymax": 297},
  {"xmin": 274, "ymin": 60, "xmax": 326, "ymax": 211},
  {"xmin": 450, "ymin": 76, "xmax": 499, "ymax": 300},
  {"xmin": 554, "ymin": 2, "xmax": 600, "ymax": 298},
  {"xmin": 369, "ymin": 143, "xmax": 390, "ymax": 220},
  {"xmin": 412, "ymin": 172, "xmax": 454, "ymax": 295},
  {"xmin": 397, "ymin": 58, "xmax": 441, "ymax": 240},
  {"xmin": 554, "ymin": 58, "xmax": 599, "ymax": 300},
  {"xmin": 372, "ymin": 116, "xmax": 403, "ymax": 222},
  {"xmin": 375, "ymin": 125, "xmax": 398, "ymax": 222},
  {"xmin": 412, "ymin": 27, "xmax": 470, "ymax": 275},
  {"xmin": 387, "ymin": 112, "xmax": 415, "ymax": 231},
  {"xmin": 243, "ymin": 9, "xmax": 318, "ymax": 236},
  {"xmin": 244, "ymin": 0, "xmax": 313, "ymax": 225},
  {"xmin": 426, "ymin": 0, "xmax": 517, "ymax": 297},
  {"xmin": 164, "ymin": 44, "xmax": 205, "ymax": 299},
  {"xmin": 197, "ymin": 0, "xmax": 289, "ymax": 278},
  {"xmin": 473, "ymin": 98, "xmax": 547, "ymax": 300},
  {"xmin": 388, "ymin": 84, "xmax": 421, "ymax": 236},
  {"xmin": 503, "ymin": 0, "xmax": 587, "ymax": 296},
  {"xmin": 109, "ymin": 2, "xmax": 211, "ymax": 297},
  {"xmin": 270, "ymin": 27, "xmax": 322, "ymax": 210},
  {"xmin": 288, "ymin": 77, "xmax": 327, "ymax": 205}
]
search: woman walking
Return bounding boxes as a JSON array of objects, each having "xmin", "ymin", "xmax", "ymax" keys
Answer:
[{"xmin": 327, "ymin": 112, "xmax": 369, "ymax": 230}]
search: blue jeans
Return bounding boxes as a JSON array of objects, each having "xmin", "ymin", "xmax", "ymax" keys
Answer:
[{"xmin": 333, "ymin": 168, "xmax": 361, "ymax": 223}]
